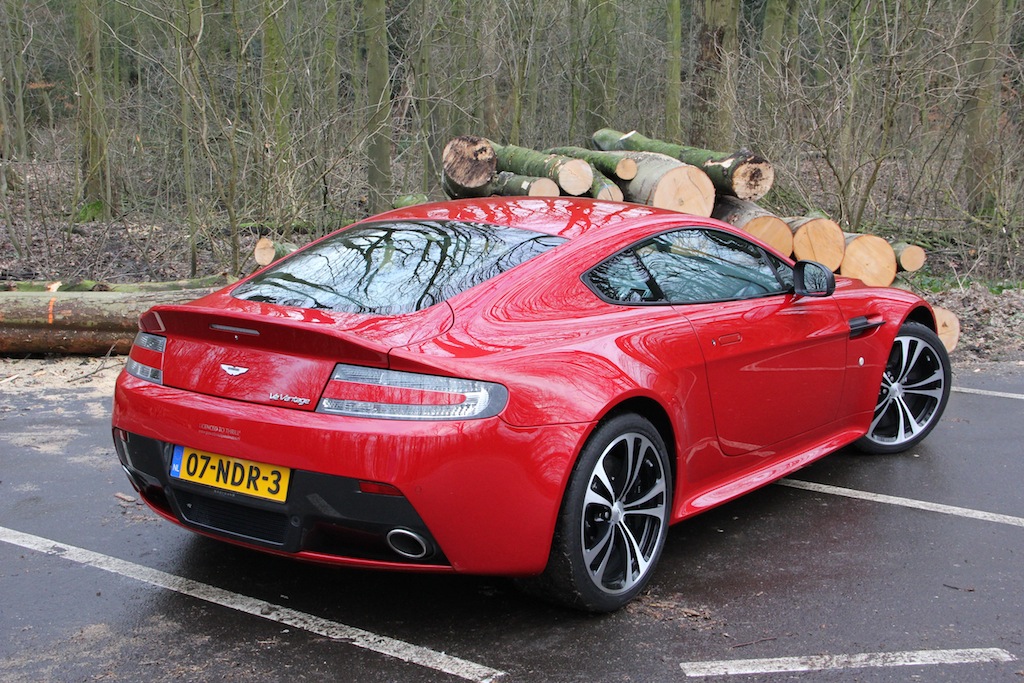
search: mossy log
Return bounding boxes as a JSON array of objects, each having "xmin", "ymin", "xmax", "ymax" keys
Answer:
[
  {"xmin": 544, "ymin": 146, "xmax": 638, "ymax": 180},
  {"xmin": 711, "ymin": 196, "xmax": 793, "ymax": 257},
  {"xmin": 592, "ymin": 128, "xmax": 774, "ymax": 201},
  {"xmin": 490, "ymin": 141, "xmax": 593, "ymax": 196},
  {"xmin": 890, "ymin": 241, "xmax": 927, "ymax": 272},
  {"xmin": 589, "ymin": 167, "xmax": 624, "ymax": 201},
  {"xmin": 0, "ymin": 289, "xmax": 215, "ymax": 355},
  {"xmin": 441, "ymin": 170, "xmax": 559, "ymax": 199}
]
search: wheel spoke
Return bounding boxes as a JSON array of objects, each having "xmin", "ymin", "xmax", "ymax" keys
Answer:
[
  {"xmin": 616, "ymin": 520, "xmax": 650, "ymax": 586},
  {"xmin": 893, "ymin": 395, "xmax": 924, "ymax": 439},
  {"xmin": 623, "ymin": 477, "xmax": 666, "ymax": 511},
  {"xmin": 902, "ymin": 366, "xmax": 944, "ymax": 392},
  {"xmin": 620, "ymin": 435, "xmax": 647, "ymax": 496},
  {"xmin": 894, "ymin": 337, "xmax": 925, "ymax": 383},
  {"xmin": 582, "ymin": 520, "xmax": 614, "ymax": 568}
]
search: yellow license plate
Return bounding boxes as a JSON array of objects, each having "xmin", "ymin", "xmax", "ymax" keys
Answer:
[{"xmin": 171, "ymin": 445, "xmax": 290, "ymax": 503}]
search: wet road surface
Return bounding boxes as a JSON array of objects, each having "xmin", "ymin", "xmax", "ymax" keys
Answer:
[{"xmin": 1, "ymin": 358, "xmax": 1022, "ymax": 681}]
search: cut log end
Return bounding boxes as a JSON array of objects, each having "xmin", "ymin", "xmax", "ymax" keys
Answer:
[
  {"xmin": 525, "ymin": 177, "xmax": 560, "ymax": 197},
  {"xmin": 442, "ymin": 136, "xmax": 497, "ymax": 191},
  {"xmin": 615, "ymin": 158, "xmax": 638, "ymax": 181},
  {"xmin": 743, "ymin": 215, "xmax": 794, "ymax": 257},
  {"xmin": 839, "ymin": 234, "xmax": 897, "ymax": 287},
  {"xmin": 555, "ymin": 158, "xmax": 594, "ymax": 196},
  {"xmin": 932, "ymin": 305, "xmax": 960, "ymax": 353},
  {"xmin": 650, "ymin": 165, "xmax": 716, "ymax": 216},
  {"xmin": 788, "ymin": 217, "xmax": 845, "ymax": 272},
  {"xmin": 731, "ymin": 160, "xmax": 775, "ymax": 201}
]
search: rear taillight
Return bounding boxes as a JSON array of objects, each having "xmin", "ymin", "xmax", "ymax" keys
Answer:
[
  {"xmin": 316, "ymin": 364, "xmax": 508, "ymax": 420},
  {"xmin": 125, "ymin": 331, "xmax": 166, "ymax": 384}
]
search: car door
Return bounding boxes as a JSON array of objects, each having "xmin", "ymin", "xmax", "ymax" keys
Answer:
[{"xmin": 635, "ymin": 227, "xmax": 849, "ymax": 456}]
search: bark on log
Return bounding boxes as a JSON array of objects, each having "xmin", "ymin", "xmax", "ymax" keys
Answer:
[
  {"xmin": 890, "ymin": 241, "xmax": 927, "ymax": 272},
  {"xmin": 589, "ymin": 167, "xmax": 624, "ymax": 201},
  {"xmin": 442, "ymin": 170, "xmax": 559, "ymax": 199},
  {"xmin": 487, "ymin": 171, "xmax": 561, "ymax": 197},
  {"xmin": 839, "ymin": 233, "xmax": 897, "ymax": 287},
  {"xmin": 441, "ymin": 136, "xmax": 497, "ymax": 197},
  {"xmin": 254, "ymin": 237, "xmax": 298, "ymax": 266},
  {"xmin": 783, "ymin": 216, "xmax": 846, "ymax": 271},
  {"xmin": 0, "ymin": 289, "xmax": 216, "ymax": 355},
  {"xmin": 544, "ymin": 146, "xmax": 638, "ymax": 180},
  {"xmin": 1, "ymin": 275, "xmax": 234, "ymax": 292},
  {"xmin": 619, "ymin": 152, "xmax": 716, "ymax": 216},
  {"xmin": 592, "ymin": 128, "xmax": 774, "ymax": 201},
  {"xmin": 490, "ymin": 141, "xmax": 593, "ymax": 196},
  {"xmin": 711, "ymin": 195, "xmax": 793, "ymax": 257},
  {"xmin": 933, "ymin": 305, "xmax": 960, "ymax": 353}
]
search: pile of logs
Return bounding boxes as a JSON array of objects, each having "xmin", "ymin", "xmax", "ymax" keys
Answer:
[
  {"xmin": 439, "ymin": 128, "xmax": 957, "ymax": 351},
  {"xmin": 441, "ymin": 130, "xmax": 926, "ymax": 289}
]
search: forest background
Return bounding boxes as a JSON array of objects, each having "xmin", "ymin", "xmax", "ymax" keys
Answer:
[{"xmin": 0, "ymin": 0, "xmax": 1020, "ymax": 287}]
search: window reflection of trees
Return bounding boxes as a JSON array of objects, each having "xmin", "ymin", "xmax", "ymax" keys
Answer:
[
  {"xmin": 587, "ymin": 229, "xmax": 789, "ymax": 305},
  {"xmin": 233, "ymin": 221, "xmax": 564, "ymax": 314}
]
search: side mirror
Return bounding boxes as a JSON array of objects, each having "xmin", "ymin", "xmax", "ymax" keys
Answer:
[{"xmin": 794, "ymin": 261, "xmax": 836, "ymax": 297}]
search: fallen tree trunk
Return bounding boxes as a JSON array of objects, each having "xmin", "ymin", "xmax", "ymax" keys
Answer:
[
  {"xmin": 711, "ymin": 196, "xmax": 793, "ymax": 257},
  {"xmin": 619, "ymin": 152, "xmax": 716, "ymax": 216},
  {"xmin": 784, "ymin": 216, "xmax": 846, "ymax": 271},
  {"xmin": 592, "ymin": 128, "xmax": 774, "ymax": 201},
  {"xmin": 0, "ymin": 289, "xmax": 215, "ymax": 355},
  {"xmin": 544, "ymin": 146, "xmax": 638, "ymax": 180},
  {"xmin": 839, "ymin": 233, "xmax": 897, "ymax": 287},
  {"xmin": 491, "ymin": 141, "xmax": 593, "ymax": 196},
  {"xmin": 441, "ymin": 136, "xmax": 498, "ymax": 197},
  {"xmin": 2, "ymin": 275, "xmax": 234, "ymax": 292}
]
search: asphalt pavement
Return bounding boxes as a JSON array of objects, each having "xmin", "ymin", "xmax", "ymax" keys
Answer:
[{"xmin": 1, "ymin": 357, "xmax": 1021, "ymax": 682}]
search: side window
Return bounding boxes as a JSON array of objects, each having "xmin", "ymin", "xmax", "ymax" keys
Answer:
[
  {"xmin": 585, "ymin": 249, "xmax": 665, "ymax": 303},
  {"xmin": 635, "ymin": 229, "xmax": 788, "ymax": 304}
]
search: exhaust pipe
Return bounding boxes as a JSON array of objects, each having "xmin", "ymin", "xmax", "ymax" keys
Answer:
[{"xmin": 386, "ymin": 528, "xmax": 430, "ymax": 560}]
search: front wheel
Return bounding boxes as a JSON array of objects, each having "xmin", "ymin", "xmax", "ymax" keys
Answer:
[
  {"xmin": 526, "ymin": 413, "xmax": 672, "ymax": 612},
  {"xmin": 855, "ymin": 321, "xmax": 951, "ymax": 454}
]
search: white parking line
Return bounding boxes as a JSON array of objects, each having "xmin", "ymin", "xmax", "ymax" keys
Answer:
[
  {"xmin": 952, "ymin": 386, "xmax": 1024, "ymax": 401},
  {"xmin": 778, "ymin": 479, "xmax": 1024, "ymax": 528},
  {"xmin": 0, "ymin": 525, "xmax": 505, "ymax": 683},
  {"xmin": 680, "ymin": 647, "xmax": 1017, "ymax": 677}
]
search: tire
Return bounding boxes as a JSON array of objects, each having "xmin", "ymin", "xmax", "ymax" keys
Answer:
[
  {"xmin": 526, "ymin": 413, "xmax": 672, "ymax": 612},
  {"xmin": 855, "ymin": 321, "xmax": 951, "ymax": 454}
]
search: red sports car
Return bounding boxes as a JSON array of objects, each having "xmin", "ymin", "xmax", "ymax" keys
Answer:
[{"xmin": 112, "ymin": 197, "xmax": 950, "ymax": 612}]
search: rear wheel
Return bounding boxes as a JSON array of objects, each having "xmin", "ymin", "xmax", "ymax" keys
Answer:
[
  {"xmin": 527, "ymin": 413, "xmax": 672, "ymax": 612},
  {"xmin": 855, "ymin": 322, "xmax": 950, "ymax": 454}
]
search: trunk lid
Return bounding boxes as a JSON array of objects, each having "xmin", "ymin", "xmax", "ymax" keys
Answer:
[{"xmin": 140, "ymin": 300, "xmax": 452, "ymax": 410}]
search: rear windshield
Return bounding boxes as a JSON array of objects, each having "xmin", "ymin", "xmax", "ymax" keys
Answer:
[{"xmin": 232, "ymin": 220, "xmax": 566, "ymax": 314}]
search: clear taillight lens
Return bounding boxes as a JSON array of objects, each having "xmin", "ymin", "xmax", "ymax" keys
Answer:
[
  {"xmin": 126, "ymin": 331, "xmax": 166, "ymax": 384},
  {"xmin": 316, "ymin": 364, "xmax": 508, "ymax": 420}
]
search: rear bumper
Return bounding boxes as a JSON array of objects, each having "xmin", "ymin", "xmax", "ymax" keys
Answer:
[{"xmin": 112, "ymin": 371, "xmax": 592, "ymax": 575}]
